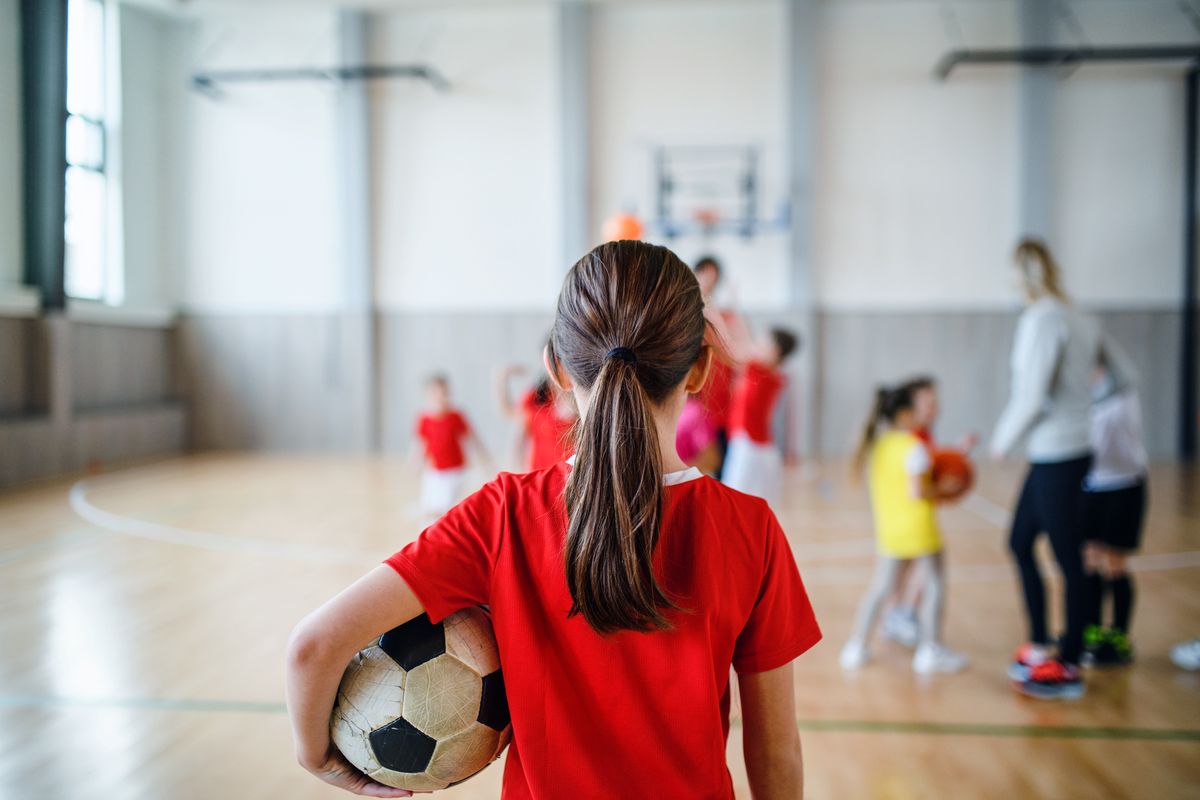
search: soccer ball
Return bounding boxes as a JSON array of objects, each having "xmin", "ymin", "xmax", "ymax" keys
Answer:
[{"xmin": 330, "ymin": 607, "xmax": 512, "ymax": 790}]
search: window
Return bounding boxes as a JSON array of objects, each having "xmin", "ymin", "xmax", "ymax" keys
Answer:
[{"xmin": 65, "ymin": 0, "xmax": 109, "ymax": 301}]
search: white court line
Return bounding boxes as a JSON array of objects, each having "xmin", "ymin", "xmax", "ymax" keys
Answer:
[{"xmin": 69, "ymin": 480, "xmax": 379, "ymax": 567}]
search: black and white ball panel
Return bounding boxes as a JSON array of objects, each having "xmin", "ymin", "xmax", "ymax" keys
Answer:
[{"xmin": 330, "ymin": 608, "xmax": 512, "ymax": 790}]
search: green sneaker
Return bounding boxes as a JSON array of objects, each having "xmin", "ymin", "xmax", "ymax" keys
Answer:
[
  {"xmin": 1103, "ymin": 629, "xmax": 1134, "ymax": 665},
  {"xmin": 1083, "ymin": 624, "xmax": 1107, "ymax": 653}
]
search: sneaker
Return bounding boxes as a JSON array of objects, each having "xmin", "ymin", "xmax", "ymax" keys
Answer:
[
  {"xmin": 1007, "ymin": 642, "xmax": 1052, "ymax": 681},
  {"xmin": 839, "ymin": 639, "xmax": 871, "ymax": 670},
  {"xmin": 1170, "ymin": 638, "xmax": 1200, "ymax": 671},
  {"xmin": 912, "ymin": 642, "xmax": 969, "ymax": 674},
  {"xmin": 1090, "ymin": 629, "xmax": 1134, "ymax": 667},
  {"xmin": 1015, "ymin": 659, "xmax": 1085, "ymax": 700},
  {"xmin": 1083, "ymin": 624, "xmax": 1107, "ymax": 653},
  {"xmin": 882, "ymin": 608, "xmax": 920, "ymax": 648}
]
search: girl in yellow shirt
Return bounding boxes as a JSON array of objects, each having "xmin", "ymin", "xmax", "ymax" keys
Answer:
[{"xmin": 840, "ymin": 383, "xmax": 969, "ymax": 675}]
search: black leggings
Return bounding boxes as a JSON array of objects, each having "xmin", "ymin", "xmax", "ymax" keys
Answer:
[{"xmin": 1009, "ymin": 455, "xmax": 1092, "ymax": 665}]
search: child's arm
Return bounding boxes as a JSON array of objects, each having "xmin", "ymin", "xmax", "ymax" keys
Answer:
[
  {"xmin": 906, "ymin": 442, "xmax": 941, "ymax": 500},
  {"xmin": 467, "ymin": 429, "xmax": 494, "ymax": 472},
  {"xmin": 740, "ymin": 661, "xmax": 804, "ymax": 799},
  {"xmin": 285, "ymin": 566, "xmax": 425, "ymax": 797},
  {"xmin": 496, "ymin": 365, "xmax": 526, "ymax": 420}
]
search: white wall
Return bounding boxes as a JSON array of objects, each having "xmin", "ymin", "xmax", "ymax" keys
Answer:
[
  {"xmin": 815, "ymin": 0, "xmax": 1188, "ymax": 311},
  {"xmin": 0, "ymin": 0, "xmax": 22, "ymax": 296},
  {"xmin": 370, "ymin": 5, "xmax": 559, "ymax": 312},
  {"xmin": 156, "ymin": 0, "xmax": 1192, "ymax": 316},
  {"xmin": 118, "ymin": 4, "xmax": 179, "ymax": 313},
  {"xmin": 1054, "ymin": 66, "xmax": 1183, "ymax": 307},
  {"xmin": 177, "ymin": 8, "xmax": 345, "ymax": 313},
  {"xmin": 589, "ymin": 1, "xmax": 791, "ymax": 310},
  {"xmin": 816, "ymin": 1, "xmax": 1022, "ymax": 310}
]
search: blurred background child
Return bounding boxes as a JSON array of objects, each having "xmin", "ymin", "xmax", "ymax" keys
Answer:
[
  {"xmin": 1082, "ymin": 359, "xmax": 1148, "ymax": 667},
  {"xmin": 841, "ymin": 383, "xmax": 969, "ymax": 675},
  {"xmin": 722, "ymin": 327, "xmax": 800, "ymax": 506},
  {"xmin": 414, "ymin": 374, "xmax": 490, "ymax": 519},
  {"xmin": 692, "ymin": 255, "xmax": 739, "ymax": 477},
  {"xmin": 881, "ymin": 376, "xmax": 977, "ymax": 648},
  {"xmin": 496, "ymin": 360, "xmax": 576, "ymax": 472}
]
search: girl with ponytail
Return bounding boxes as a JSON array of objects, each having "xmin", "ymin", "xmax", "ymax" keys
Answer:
[
  {"xmin": 840, "ymin": 383, "xmax": 969, "ymax": 676},
  {"xmin": 286, "ymin": 240, "xmax": 820, "ymax": 799}
]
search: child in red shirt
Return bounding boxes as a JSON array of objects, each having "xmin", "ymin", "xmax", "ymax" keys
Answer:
[
  {"xmin": 722, "ymin": 328, "xmax": 799, "ymax": 506},
  {"xmin": 496, "ymin": 363, "xmax": 576, "ymax": 471},
  {"xmin": 414, "ymin": 374, "xmax": 488, "ymax": 519},
  {"xmin": 286, "ymin": 241, "xmax": 820, "ymax": 799}
]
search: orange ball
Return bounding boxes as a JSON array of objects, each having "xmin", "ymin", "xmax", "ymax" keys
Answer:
[
  {"xmin": 602, "ymin": 212, "xmax": 644, "ymax": 242},
  {"xmin": 931, "ymin": 449, "xmax": 974, "ymax": 502}
]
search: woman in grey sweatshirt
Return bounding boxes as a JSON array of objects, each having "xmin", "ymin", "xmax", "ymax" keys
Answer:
[{"xmin": 990, "ymin": 238, "xmax": 1131, "ymax": 701}]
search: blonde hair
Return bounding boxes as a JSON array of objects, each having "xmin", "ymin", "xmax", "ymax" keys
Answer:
[{"xmin": 1013, "ymin": 238, "xmax": 1067, "ymax": 302}]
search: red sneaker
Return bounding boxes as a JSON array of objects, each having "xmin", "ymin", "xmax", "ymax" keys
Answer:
[
  {"xmin": 1006, "ymin": 642, "xmax": 1051, "ymax": 681},
  {"xmin": 1016, "ymin": 659, "xmax": 1085, "ymax": 700}
]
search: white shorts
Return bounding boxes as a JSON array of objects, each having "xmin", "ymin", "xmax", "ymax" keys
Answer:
[
  {"xmin": 420, "ymin": 467, "xmax": 465, "ymax": 518},
  {"xmin": 723, "ymin": 434, "xmax": 782, "ymax": 507}
]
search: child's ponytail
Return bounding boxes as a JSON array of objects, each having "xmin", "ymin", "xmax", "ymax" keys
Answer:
[
  {"xmin": 853, "ymin": 383, "xmax": 917, "ymax": 476},
  {"xmin": 565, "ymin": 349, "xmax": 669, "ymax": 633},
  {"xmin": 853, "ymin": 387, "xmax": 890, "ymax": 476},
  {"xmin": 551, "ymin": 241, "xmax": 706, "ymax": 635}
]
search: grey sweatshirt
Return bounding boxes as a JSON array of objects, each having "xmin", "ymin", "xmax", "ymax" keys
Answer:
[{"xmin": 990, "ymin": 297, "xmax": 1134, "ymax": 463}]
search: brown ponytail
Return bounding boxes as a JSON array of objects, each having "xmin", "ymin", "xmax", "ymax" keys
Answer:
[
  {"xmin": 551, "ymin": 241, "xmax": 706, "ymax": 635},
  {"xmin": 852, "ymin": 383, "xmax": 916, "ymax": 476}
]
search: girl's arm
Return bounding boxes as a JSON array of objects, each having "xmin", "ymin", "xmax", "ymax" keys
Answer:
[
  {"xmin": 285, "ymin": 566, "xmax": 426, "ymax": 797},
  {"xmin": 740, "ymin": 661, "xmax": 804, "ymax": 799},
  {"xmin": 496, "ymin": 365, "xmax": 525, "ymax": 419},
  {"xmin": 467, "ymin": 429, "xmax": 495, "ymax": 472}
]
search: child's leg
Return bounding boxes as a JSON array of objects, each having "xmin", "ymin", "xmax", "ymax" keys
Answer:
[
  {"xmin": 1107, "ymin": 550, "xmax": 1134, "ymax": 633},
  {"xmin": 915, "ymin": 552, "xmax": 945, "ymax": 647},
  {"xmin": 1083, "ymin": 542, "xmax": 1108, "ymax": 631},
  {"xmin": 848, "ymin": 557, "xmax": 905, "ymax": 645},
  {"xmin": 899, "ymin": 557, "xmax": 927, "ymax": 613},
  {"xmin": 1108, "ymin": 482, "xmax": 1146, "ymax": 634}
]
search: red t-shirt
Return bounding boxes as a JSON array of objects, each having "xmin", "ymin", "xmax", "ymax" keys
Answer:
[
  {"xmin": 385, "ymin": 464, "xmax": 820, "ymax": 799},
  {"xmin": 416, "ymin": 410, "xmax": 470, "ymax": 470},
  {"xmin": 729, "ymin": 362, "xmax": 786, "ymax": 445},
  {"xmin": 519, "ymin": 390, "xmax": 574, "ymax": 471},
  {"xmin": 698, "ymin": 310, "xmax": 737, "ymax": 429}
]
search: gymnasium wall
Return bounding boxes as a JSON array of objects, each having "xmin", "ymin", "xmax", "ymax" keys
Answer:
[
  {"xmin": 811, "ymin": 0, "xmax": 1188, "ymax": 459},
  {"xmin": 589, "ymin": 1, "xmax": 793, "ymax": 308},
  {"xmin": 0, "ymin": 0, "xmax": 23, "ymax": 303},
  {"xmin": 2, "ymin": 0, "xmax": 1193, "ymax": 486},
  {"xmin": 0, "ymin": 4, "xmax": 186, "ymax": 488},
  {"xmin": 118, "ymin": 4, "xmax": 181, "ymax": 316},
  {"xmin": 170, "ymin": 0, "xmax": 1190, "ymax": 461}
]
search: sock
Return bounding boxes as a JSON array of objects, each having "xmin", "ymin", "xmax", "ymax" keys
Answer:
[{"xmin": 1110, "ymin": 575, "xmax": 1134, "ymax": 633}]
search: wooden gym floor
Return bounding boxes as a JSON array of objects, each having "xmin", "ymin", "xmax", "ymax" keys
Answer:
[{"xmin": 1, "ymin": 454, "xmax": 1197, "ymax": 799}]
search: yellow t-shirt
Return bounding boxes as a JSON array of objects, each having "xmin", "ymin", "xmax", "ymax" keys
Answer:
[{"xmin": 868, "ymin": 429, "xmax": 942, "ymax": 559}]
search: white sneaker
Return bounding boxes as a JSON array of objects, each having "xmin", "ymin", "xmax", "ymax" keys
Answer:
[
  {"xmin": 882, "ymin": 608, "xmax": 920, "ymax": 648},
  {"xmin": 1171, "ymin": 638, "xmax": 1200, "ymax": 671},
  {"xmin": 839, "ymin": 640, "xmax": 871, "ymax": 670},
  {"xmin": 913, "ymin": 642, "xmax": 969, "ymax": 674}
]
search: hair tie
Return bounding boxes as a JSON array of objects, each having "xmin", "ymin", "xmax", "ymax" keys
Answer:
[{"xmin": 606, "ymin": 347, "xmax": 638, "ymax": 367}]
